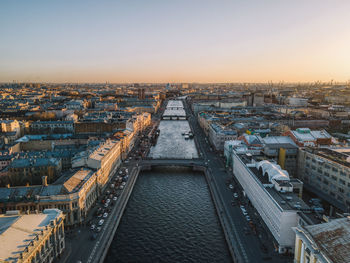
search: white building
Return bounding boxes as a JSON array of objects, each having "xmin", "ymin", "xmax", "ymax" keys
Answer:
[{"xmin": 231, "ymin": 150, "xmax": 308, "ymax": 253}]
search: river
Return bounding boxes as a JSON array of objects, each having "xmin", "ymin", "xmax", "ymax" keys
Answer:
[{"xmin": 104, "ymin": 167, "xmax": 232, "ymax": 263}]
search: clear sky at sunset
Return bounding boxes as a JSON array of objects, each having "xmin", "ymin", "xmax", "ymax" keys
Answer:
[{"xmin": 1, "ymin": 0, "xmax": 350, "ymax": 83}]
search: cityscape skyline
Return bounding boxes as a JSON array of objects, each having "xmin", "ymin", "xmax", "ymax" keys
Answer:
[{"xmin": 1, "ymin": 0, "xmax": 350, "ymax": 83}]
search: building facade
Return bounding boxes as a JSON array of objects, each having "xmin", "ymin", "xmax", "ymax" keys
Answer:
[{"xmin": 297, "ymin": 147, "xmax": 350, "ymax": 212}]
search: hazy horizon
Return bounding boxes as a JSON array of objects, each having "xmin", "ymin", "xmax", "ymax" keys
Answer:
[{"xmin": 1, "ymin": 0, "xmax": 350, "ymax": 83}]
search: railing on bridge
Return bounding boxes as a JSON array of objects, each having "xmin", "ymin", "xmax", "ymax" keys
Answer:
[{"xmin": 140, "ymin": 158, "xmax": 205, "ymax": 167}]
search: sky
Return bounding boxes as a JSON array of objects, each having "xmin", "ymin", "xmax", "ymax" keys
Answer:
[{"xmin": 1, "ymin": 0, "xmax": 350, "ymax": 83}]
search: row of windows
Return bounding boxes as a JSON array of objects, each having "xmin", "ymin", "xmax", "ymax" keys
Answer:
[{"xmin": 306, "ymin": 156, "xmax": 350, "ymax": 178}]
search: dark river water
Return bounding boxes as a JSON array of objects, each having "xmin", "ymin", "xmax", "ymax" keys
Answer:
[{"xmin": 104, "ymin": 167, "xmax": 232, "ymax": 263}]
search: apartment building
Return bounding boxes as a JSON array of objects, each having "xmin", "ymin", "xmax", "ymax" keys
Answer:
[
  {"xmin": 30, "ymin": 121, "xmax": 74, "ymax": 133},
  {"xmin": 0, "ymin": 168, "xmax": 97, "ymax": 226},
  {"xmin": 8, "ymin": 158, "xmax": 62, "ymax": 186},
  {"xmin": 208, "ymin": 123, "xmax": 237, "ymax": 151},
  {"xmin": 297, "ymin": 147, "xmax": 350, "ymax": 212}
]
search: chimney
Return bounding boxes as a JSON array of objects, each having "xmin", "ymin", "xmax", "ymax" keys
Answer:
[{"xmin": 42, "ymin": 176, "xmax": 48, "ymax": 186}]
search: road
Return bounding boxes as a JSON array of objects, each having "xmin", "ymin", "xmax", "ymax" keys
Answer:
[
  {"xmin": 60, "ymin": 159, "xmax": 140, "ymax": 263},
  {"xmin": 184, "ymin": 99, "xmax": 290, "ymax": 263}
]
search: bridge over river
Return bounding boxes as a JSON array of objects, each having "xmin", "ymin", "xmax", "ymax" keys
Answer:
[{"xmin": 140, "ymin": 158, "xmax": 205, "ymax": 168}]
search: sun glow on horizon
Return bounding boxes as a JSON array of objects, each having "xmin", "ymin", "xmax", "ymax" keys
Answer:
[{"xmin": 1, "ymin": 0, "xmax": 350, "ymax": 83}]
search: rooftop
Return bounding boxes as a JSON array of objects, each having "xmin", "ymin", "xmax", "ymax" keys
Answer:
[
  {"xmin": 303, "ymin": 217, "xmax": 350, "ymax": 263},
  {"xmin": 0, "ymin": 209, "xmax": 63, "ymax": 262},
  {"xmin": 305, "ymin": 147, "xmax": 350, "ymax": 168},
  {"xmin": 238, "ymin": 153, "xmax": 310, "ymax": 212},
  {"xmin": 63, "ymin": 168, "xmax": 94, "ymax": 193},
  {"xmin": 9, "ymin": 157, "xmax": 60, "ymax": 168},
  {"xmin": 89, "ymin": 139, "xmax": 120, "ymax": 161}
]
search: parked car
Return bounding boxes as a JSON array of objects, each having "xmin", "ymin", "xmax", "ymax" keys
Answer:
[
  {"xmin": 90, "ymin": 224, "xmax": 96, "ymax": 230},
  {"xmin": 113, "ymin": 196, "xmax": 118, "ymax": 201},
  {"xmin": 98, "ymin": 219, "xmax": 104, "ymax": 226},
  {"xmin": 103, "ymin": 212, "xmax": 108, "ymax": 218}
]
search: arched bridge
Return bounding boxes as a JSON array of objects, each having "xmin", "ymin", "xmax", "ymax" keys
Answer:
[{"xmin": 140, "ymin": 158, "xmax": 205, "ymax": 168}]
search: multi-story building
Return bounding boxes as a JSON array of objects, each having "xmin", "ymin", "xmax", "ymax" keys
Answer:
[
  {"xmin": 30, "ymin": 121, "xmax": 74, "ymax": 133},
  {"xmin": 0, "ymin": 168, "xmax": 97, "ymax": 226},
  {"xmin": 75, "ymin": 121, "xmax": 126, "ymax": 134},
  {"xmin": 0, "ymin": 120, "xmax": 21, "ymax": 134},
  {"xmin": 0, "ymin": 209, "xmax": 65, "ymax": 263},
  {"xmin": 8, "ymin": 158, "xmax": 62, "ymax": 186},
  {"xmin": 87, "ymin": 139, "xmax": 122, "ymax": 191},
  {"xmin": 0, "ymin": 152, "xmax": 12, "ymax": 171},
  {"xmin": 208, "ymin": 123, "xmax": 237, "ymax": 151},
  {"xmin": 294, "ymin": 217, "xmax": 350, "ymax": 263},
  {"xmin": 229, "ymin": 148, "xmax": 307, "ymax": 253},
  {"xmin": 297, "ymin": 147, "xmax": 350, "ymax": 212},
  {"xmin": 283, "ymin": 128, "xmax": 332, "ymax": 147},
  {"xmin": 65, "ymin": 99, "xmax": 86, "ymax": 110}
]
